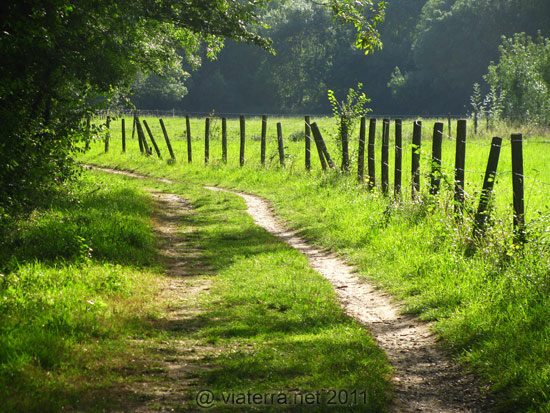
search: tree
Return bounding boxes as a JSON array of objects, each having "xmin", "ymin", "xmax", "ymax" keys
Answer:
[
  {"xmin": 390, "ymin": 0, "xmax": 550, "ymax": 114},
  {"xmin": 0, "ymin": 0, "xmax": 385, "ymax": 211},
  {"xmin": 484, "ymin": 33, "xmax": 550, "ymax": 124}
]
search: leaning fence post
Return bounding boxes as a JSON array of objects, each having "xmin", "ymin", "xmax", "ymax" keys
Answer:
[
  {"xmin": 121, "ymin": 118, "xmax": 126, "ymax": 153},
  {"xmin": 239, "ymin": 115, "xmax": 246, "ymax": 167},
  {"xmin": 511, "ymin": 133, "xmax": 526, "ymax": 243},
  {"xmin": 454, "ymin": 120, "xmax": 467, "ymax": 216},
  {"xmin": 412, "ymin": 120, "xmax": 422, "ymax": 199},
  {"xmin": 143, "ymin": 120, "xmax": 162, "ymax": 158},
  {"xmin": 261, "ymin": 115, "xmax": 267, "ymax": 166},
  {"xmin": 357, "ymin": 117, "xmax": 366, "ymax": 182},
  {"xmin": 222, "ymin": 117, "xmax": 227, "ymax": 164},
  {"xmin": 159, "ymin": 118, "xmax": 175, "ymax": 160},
  {"xmin": 367, "ymin": 118, "xmax": 376, "ymax": 190},
  {"xmin": 317, "ymin": 126, "xmax": 335, "ymax": 169},
  {"xmin": 394, "ymin": 119, "xmax": 402, "ymax": 197},
  {"xmin": 310, "ymin": 122, "xmax": 327, "ymax": 170},
  {"xmin": 381, "ymin": 119, "xmax": 390, "ymax": 194},
  {"xmin": 430, "ymin": 122, "xmax": 444, "ymax": 195},
  {"xmin": 186, "ymin": 115, "xmax": 192, "ymax": 163},
  {"xmin": 311, "ymin": 123, "xmax": 334, "ymax": 169},
  {"xmin": 473, "ymin": 137, "xmax": 503, "ymax": 239},
  {"xmin": 131, "ymin": 114, "xmax": 136, "ymax": 140},
  {"xmin": 277, "ymin": 122, "xmax": 286, "ymax": 168},
  {"xmin": 204, "ymin": 117, "xmax": 210, "ymax": 165},
  {"xmin": 135, "ymin": 116, "xmax": 148, "ymax": 155},
  {"xmin": 305, "ymin": 116, "xmax": 311, "ymax": 171}
]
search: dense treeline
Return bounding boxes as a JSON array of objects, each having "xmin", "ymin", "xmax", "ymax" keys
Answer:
[
  {"xmin": 145, "ymin": 0, "xmax": 550, "ymax": 115},
  {"xmin": 0, "ymin": 0, "xmax": 383, "ymax": 211}
]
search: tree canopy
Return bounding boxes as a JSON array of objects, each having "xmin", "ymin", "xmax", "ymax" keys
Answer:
[
  {"xmin": 178, "ymin": 0, "xmax": 550, "ymax": 115},
  {"xmin": 0, "ymin": 0, "xmax": 386, "ymax": 211}
]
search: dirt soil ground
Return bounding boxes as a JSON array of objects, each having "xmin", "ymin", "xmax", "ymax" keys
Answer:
[{"xmin": 86, "ymin": 165, "xmax": 494, "ymax": 412}]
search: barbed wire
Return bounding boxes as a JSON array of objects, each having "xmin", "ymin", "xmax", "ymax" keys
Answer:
[{"xmin": 413, "ymin": 120, "xmax": 513, "ymax": 147}]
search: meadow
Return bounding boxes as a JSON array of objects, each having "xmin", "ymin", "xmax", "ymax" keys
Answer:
[{"xmin": 79, "ymin": 113, "xmax": 550, "ymax": 412}]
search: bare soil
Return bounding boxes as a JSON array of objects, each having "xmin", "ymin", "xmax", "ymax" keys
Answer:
[
  {"xmin": 205, "ymin": 186, "xmax": 494, "ymax": 413},
  {"xmin": 85, "ymin": 165, "xmax": 494, "ymax": 412}
]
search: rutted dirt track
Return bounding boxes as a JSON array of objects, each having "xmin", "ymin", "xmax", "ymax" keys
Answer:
[{"xmin": 87, "ymin": 165, "xmax": 494, "ymax": 412}]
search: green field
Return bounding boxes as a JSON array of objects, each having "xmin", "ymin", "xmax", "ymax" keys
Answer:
[
  {"xmin": 0, "ymin": 167, "xmax": 391, "ymax": 411},
  {"xmin": 101, "ymin": 114, "xmax": 550, "ymax": 220},
  {"xmin": 79, "ymin": 114, "xmax": 550, "ymax": 412}
]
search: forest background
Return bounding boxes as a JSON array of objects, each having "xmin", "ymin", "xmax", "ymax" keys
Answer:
[{"xmin": 132, "ymin": 0, "xmax": 550, "ymax": 117}]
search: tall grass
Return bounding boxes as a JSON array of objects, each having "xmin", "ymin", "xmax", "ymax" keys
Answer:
[
  {"xmin": 80, "ymin": 114, "xmax": 550, "ymax": 411},
  {"xmin": 0, "ymin": 172, "xmax": 163, "ymax": 411}
]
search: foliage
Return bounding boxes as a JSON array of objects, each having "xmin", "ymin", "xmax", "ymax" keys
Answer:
[
  {"xmin": 328, "ymin": 83, "xmax": 371, "ymax": 166},
  {"xmin": 182, "ymin": 0, "xmax": 418, "ymax": 115},
  {"xmin": 130, "ymin": 71, "xmax": 189, "ymax": 110},
  {"xmin": 484, "ymin": 32, "xmax": 550, "ymax": 125},
  {"xmin": 0, "ymin": 0, "xmax": 386, "ymax": 211},
  {"xmin": 469, "ymin": 82, "xmax": 483, "ymax": 118},
  {"xmin": 79, "ymin": 120, "xmax": 550, "ymax": 411},
  {"xmin": 385, "ymin": 0, "xmax": 550, "ymax": 114},
  {"xmin": 0, "ymin": 171, "xmax": 161, "ymax": 411}
]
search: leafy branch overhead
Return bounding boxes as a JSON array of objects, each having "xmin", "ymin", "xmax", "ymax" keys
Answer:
[
  {"xmin": 0, "ymin": 0, "xmax": 386, "ymax": 211},
  {"xmin": 312, "ymin": 0, "xmax": 385, "ymax": 53}
]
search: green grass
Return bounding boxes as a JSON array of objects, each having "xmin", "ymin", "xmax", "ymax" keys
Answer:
[
  {"xmin": 0, "ymin": 172, "xmax": 164, "ymax": 412},
  {"xmin": 170, "ymin": 182, "xmax": 391, "ymax": 411},
  {"xmin": 80, "ymin": 115, "xmax": 550, "ymax": 412},
  {"xmin": 0, "ymin": 168, "xmax": 392, "ymax": 411}
]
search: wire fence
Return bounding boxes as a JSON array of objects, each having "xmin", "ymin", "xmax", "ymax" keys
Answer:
[{"xmin": 99, "ymin": 113, "xmax": 549, "ymax": 242}]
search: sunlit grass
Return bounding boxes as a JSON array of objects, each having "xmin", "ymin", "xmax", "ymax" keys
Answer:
[{"xmin": 80, "ymin": 115, "xmax": 550, "ymax": 411}]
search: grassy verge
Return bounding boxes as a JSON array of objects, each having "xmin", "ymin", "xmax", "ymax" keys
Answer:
[
  {"xmin": 0, "ymin": 171, "xmax": 164, "ymax": 411},
  {"xmin": 0, "ymin": 168, "xmax": 392, "ymax": 411},
  {"xmin": 166, "ymin": 180, "xmax": 391, "ymax": 411},
  {"xmin": 81, "ymin": 122, "xmax": 550, "ymax": 412}
]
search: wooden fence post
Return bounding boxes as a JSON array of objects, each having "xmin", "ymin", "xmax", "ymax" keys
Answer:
[
  {"xmin": 357, "ymin": 116, "xmax": 366, "ymax": 182},
  {"xmin": 341, "ymin": 116, "xmax": 350, "ymax": 172},
  {"xmin": 454, "ymin": 120, "xmax": 467, "ymax": 216},
  {"xmin": 305, "ymin": 116, "xmax": 311, "ymax": 171},
  {"xmin": 367, "ymin": 118, "xmax": 376, "ymax": 190},
  {"xmin": 412, "ymin": 120, "xmax": 422, "ymax": 199},
  {"xmin": 473, "ymin": 137, "xmax": 502, "ymax": 239},
  {"xmin": 381, "ymin": 118, "xmax": 390, "ymax": 194},
  {"xmin": 430, "ymin": 122, "xmax": 444, "ymax": 195},
  {"xmin": 204, "ymin": 117, "xmax": 210, "ymax": 165},
  {"xmin": 186, "ymin": 115, "xmax": 192, "ymax": 163},
  {"xmin": 448, "ymin": 113, "xmax": 452, "ymax": 137},
  {"xmin": 121, "ymin": 118, "xmax": 126, "ymax": 153},
  {"xmin": 131, "ymin": 114, "xmax": 136, "ymax": 140},
  {"xmin": 394, "ymin": 119, "xmax": 402, "ymax": 197},
  {"xmin": 311, "ymin": 123, "xmax": 335, "ymax": 169},
  {"xmin": 240, "ymin": 115, "xmax": 245, "ymax": 167},
  {"xmin": 511, "ymin": 133, "xmax": 526, "ymax": 243},
  {"xmin": 277, "ymin": 122, "xmax": 286, "ymax": 167},
  {"xmin": 222, "ymin": 117, "xmax": 227, "ymax": 164},
  {"xmin": 104, "ymin": 116, "xmax": 110, "ymax": 153},
  {"xmin": 159, "ymin": 118, "xmax": 175, "ymax": 160},
  {"xmin": 311, "ymin": 122, "xmax": 327, "ymax": 170},
  {"xmin": 135, "ymin": 116, "xmax": 149, "ymax": 155},
  {"xmin": 143, "ymin": 120, "xmax": 162, "ymax": 158},
  {"xmin": 261, "ymin": 115, "xmax": 267, "ymax": 166}
]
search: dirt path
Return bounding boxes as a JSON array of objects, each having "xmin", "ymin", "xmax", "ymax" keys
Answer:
[
  {"xmin": 122, "ymin": 190, "xmax": 214, "ymax": 412},
  {"xmin": 86, "ymin": 165, "xmax": 493, "ymax": 412},
  {"xmin": 205, "ymin": 186, "xmax": 494, "ymax": 413}
]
